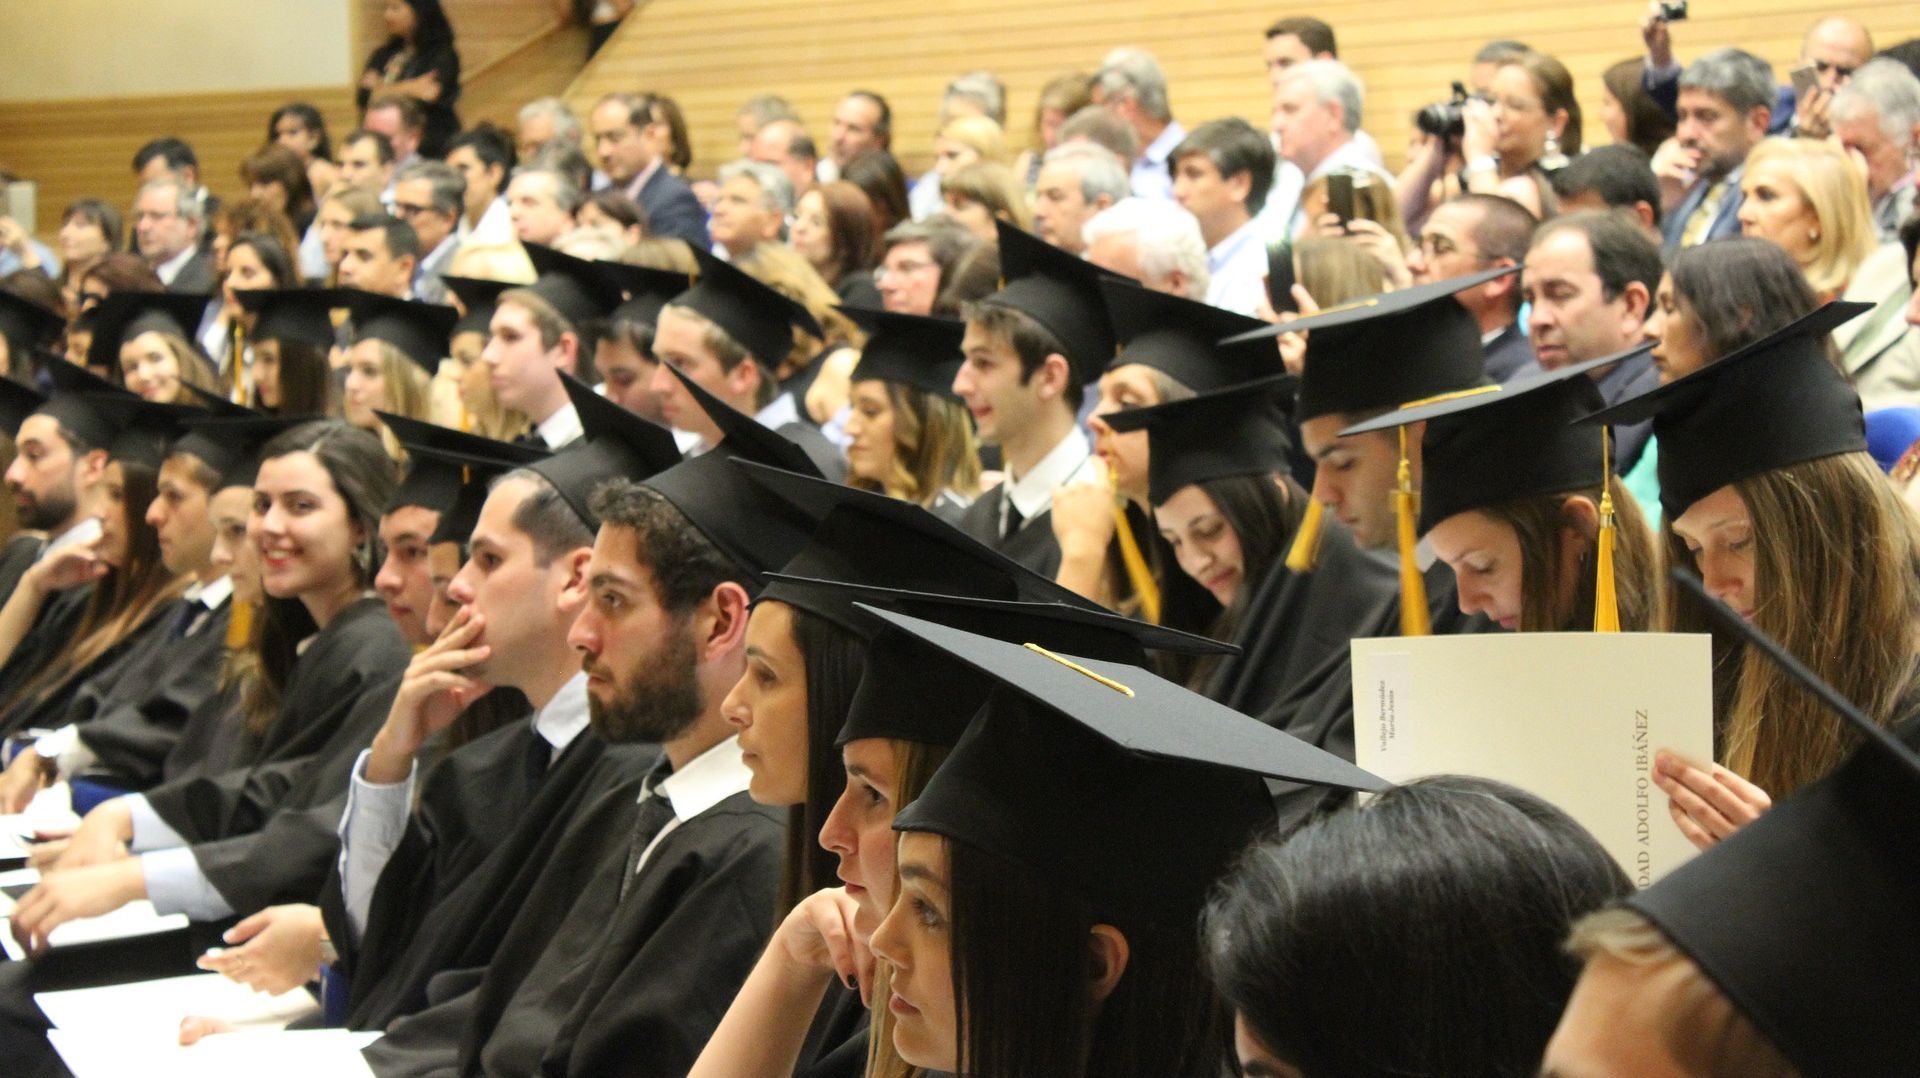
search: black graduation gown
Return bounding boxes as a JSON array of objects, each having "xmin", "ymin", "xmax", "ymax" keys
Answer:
[
  {"xmin": 796, "ymin": 987, "xmax": 870, "ymax": 1078},
  {"xmin": 777, "ymin": 421, "xmax": 849, "ymax": 485},
  {"xmin": 0, "ymin": 533, "xmax": 42, "ymax": 607},
  {"xmin": 957, "ymin": 486, "xmax": 1062, "ymax": 580},
  {"xmin": 58, "ymin": 597, "xmax": 230, "ymax": 790},
  {"xmin": 0, "ymin": 596, "xmax": 178, "ymax": 738},
  {"xmin": 0, "ymin": 585, "xmax": 92, "ymax": 729},
  {"xmin": 159, "ymin": 680, "xmax": 252, "ymax": 785}
]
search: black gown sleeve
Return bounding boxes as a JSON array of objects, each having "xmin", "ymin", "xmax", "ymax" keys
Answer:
[{"xmin": 69, "ymin": 603, "xmax": 231, "ymax": 789}]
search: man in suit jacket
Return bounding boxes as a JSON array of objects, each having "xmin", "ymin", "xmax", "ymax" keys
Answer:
[
  {"xmin": 1409, "ymin": 193, "xmax": 1538, "ymax": 382},
  {"xmin": 133, "ymin": 178, "xmax": 215, "ymax": 294},
  {"xmin": 589, "ymin": 92, "xmax": 709, "ymax": 248},
  {"xmin": 1657, "ymin": 49, "xmax": 1776, "ymax": 259}
]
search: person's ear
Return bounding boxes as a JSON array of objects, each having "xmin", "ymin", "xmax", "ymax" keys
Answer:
[
  {"xmin": 1226, "ymin": 169, "xmax": 1253, "ymax": 207},
  {"xmin": 699, "ymin": 580, "xmax": 752, "ymax": 661},
  {"xmin": 1037, "ymin": 352, "xmax": 1071, "ymax": 402},
  {"xmin": 555, "ymin": 547, "xmax": 593, "ymax": 616},
  {"xmin": 1086, "ymin": 924, "xmax": 1131, "ymax": 1004},
  {"xmin": 552, "ymin": 331, "xmax": 580, "ymax": 376},
  {"xmin": 79, "ymin": 448, "xmax": 109, "ymax": 487},
  {"xmin": 1634, "ymin": 201, "xmax": 1658, "ymax": 233},
  {"xmin": 1560, "ymin": 493, "xmax": 1601, "ymax": 540},
  {"xmin": 1621, "ymin": 280, "xmax": 1653, "ymax": 327}
]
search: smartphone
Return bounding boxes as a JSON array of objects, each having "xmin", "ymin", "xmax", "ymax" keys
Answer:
[
  {"xmin": 1658, "ymin": 0, "xmax": 1688, "ymax": 20},
  {"xmin": 1790, "ymin": 62, "xmax": 1819, "ymax": 101},
  {"xmin": 1265, "ymin": 240, "xmax": 1297, "ymax": 315},
  {"xmin": 1327, "ymin": 173, "xmax": 1355, "ymax": 227}
]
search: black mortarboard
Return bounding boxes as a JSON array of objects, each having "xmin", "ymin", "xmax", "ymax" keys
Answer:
[
  {"xmin": 173, "ymin": 413, "xmax": 310, "ymax": 488},
  {"xmin": 1580, "ymin": 302, "xmax": 1873, "ymax": 522},
  {"xmin": 0, "ymin": 291, "xmax": 65, "ymax": 352},
  {"xmin": 874, "ymin": 608, "xmax": 1387, "ymax": 924},
  {"xmin": 670, "ymin": 247, "xmax": 823, "ymax": 370},
  {"xmin": 522, "ymin": 243, "xmax": 631, "ymax": 330},
  {"xmin": 739, "ymin": 459, "xmax": 1112, "ymax": 631},
  {"xmin": 386, "ymin": 424, "xmax": 550, "ymax": 547},
  {"xmin": 1627, "ymin": 571, "xmax": 1920, "ymax": 1077},
  {"xmin": 343, "ymin": 290, "xmax": 458, "ymax": 375},
  {"xmin": 88, "ymin": 396, "xmax": 201, "ymax": 469},
  {"xmin": 235, "ymin": 288, "xmax": 339, "ymax": 351},
  {"xmin": 1225, "ymin": 270, "xmax": 1509, "ymax": 421},
  {"xmin": 600, "ymin": 263, "xmax": 695, "ymax": 330},
  {"xmin": 38, "ymin": 358, "xmax": 132, "ymax": 449},
  {"xmin": 177, "ymin": 382, "xmax": 257, "ymax": 418},
  {"xmin": 1101, "ymin": 374, "xmax": 1297, "ymax": 505},
  {"xmin": 441, "ymin": 275, "xmax": 516, "ymax": 339},
  {"xmin": 1099, "ymin": 277, "xmax": 1277, "ymax": 392},
  {"xmin": 0, "ymin": 377, "xmax": 47, "ymax": 436},
  {"xmin": 979, "ymin": 219, "xmax": 1117, "ymax": 386},
  {"xmin": 85, "ymin": 291, "xmax": 211, "ymax": 373},
  {"xmin": 839, "ymin": 305, "xmax": 965, "ymax": 400},
  {"xmin": 1341, "ymin": 348, "xmax": 1644, "ymax": 531},
  {"xmin": 524, "ymin": 373, "xmax": 681, "ymax": 529},
  {"xmin": 378, "ymin": 411, "xmax": 547, "ymax": 515}
]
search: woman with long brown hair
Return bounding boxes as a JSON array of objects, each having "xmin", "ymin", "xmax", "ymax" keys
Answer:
[
  {"xmin": 838, "ymin": 307, "xmax": 980, "ymax": 524},
  {"xmin": 789, "ymin": 181, "xmax": 882, "ymax": 307}
]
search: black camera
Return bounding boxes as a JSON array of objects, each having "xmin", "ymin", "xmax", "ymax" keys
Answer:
[
  {"xmin": 1659, "ymin": 0, "xmax": 1688, "ymax": 20},
  {"xmin": 1415, "ymin": 81, "xmax": 1472, "ymax": 139}
]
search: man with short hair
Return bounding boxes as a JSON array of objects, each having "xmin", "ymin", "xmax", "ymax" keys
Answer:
[
  {"xmin": 517, "ymin": 97, "xmax": 584, "ymax": 162},
  {"xmin": 0, "ymin": 389, "xmax": 109, "ymax": 603},
  {"xmin": 1263, "ymin": 15, "xmax": 1337, "ymax": 87},
  {"xmin": 132, "ymin": 179, "xmax": 214, "ymax": 293},
  {"xmin": 1082, "ymin": 198, "xmax": 1210, "ymax": 301},
  {"xmin": 1831, "ymin": 59, "xmax": 1920, "ymax": 241},
  {"xmin": 1522, "ymin": 211, "xmax": 1663, "ymax": 469},
  {"xmin": 1642, "ymin": 11, "xmax": 1870, "ymax": 138},
  {"xmin": 506, "ymin": 166, "xmax": 580, "ymax": 248},
  {"xmin": 748, "ymin": 118, "xmax": 817, "ymax": 198},
  {"xmin": 446, "ymin": 126, "xmax": 516, "ymax": 249},
  {"xmin": 364, "ymin": 93, "xmax": 426, "ymax": 176},
  {"xmin": 1170, "ymin": 118, "xmax": 1275, "ymax": 316},
  {"xmin": 707, "ymin": 160, "xmax": 791, "ymax": 261},
  {"xmin": 1032, "ymin": 143, "xmax": 1130, "ymax": 255},
  {"xmin": 392, "ymin": 161, "xmax": 465, "ymax": 303},
  {"xmin": 1092, "ymin": 47, "xmax": 1185, "ymax": 201},
  {"xmin": 823, "ymin": 90, "xmax": 890, "ymax": 181},
  {"xmin": 485, "ymin": 250, "xmax": 624, "ymax": 450},
  {"xmin": 1409, "ymin": 194, "xmax": 1538, "ymax": 381},
  {"xmin": 1550, "ymin": 145, "xmax": 1664, "ymax": 237},
  {"xmin": 338, "ymin": 129, "xmax": 398, "ymax": 196},
  {"xmin": 1657, "ymin": 48, "xmax": 1775, "ymax": 257},
  {"xmin": 588, "ymin": 92, "xmax": 707, "ymax": 246},
  {"xmin": 875, "ymin": 218, "xmax": 977, "ymax": 316},
  {"xmin": 1268, "ymin": 59, "xmax": 1391, "ymax": 239},
  {"xmin": 131, "ymin": 137, "xmax": 221, "ymax": 242},
  {"xmin": 337, "ymin": 213, "xmax": 420, "ymax": 298}
]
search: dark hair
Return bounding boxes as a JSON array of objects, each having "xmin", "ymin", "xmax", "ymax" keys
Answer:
[
  {"xmin": 1181, "ymin": 473, "xmax": 1302, "ymax": 690},
  {"xmin": 947, "ymin": 834, "xmax": 1227, "ymax": 1077},
  {"xmin": 588, "ymin": 480, "xmax": 748, "ymax": 613},
  {"xmin": 258, "ymin": 420, "xmax": 399, "ymax": 589},
  {"xmin": 343, "ymin": 129, "xmax": 396, "ymax": 165},
  {"xmin": 1669, "ymin": 237, "xmax": 1820, "ymax": 359},
  {"xmin": 882, "ymin": 216, "xmax": 977, "ymax": 297},
  {"xmin": 584, "ymin": 188, "xmax": 648, "ymax": 235},
  {"xmin": 131, "ymin": 137, "xmax": 198, "ymax": 177},
  {"xmin": 242, "ymin": 144, "xmax": 317, "ymax": 222},
  {"xmin": 499, "ymin": 470, "xmax": 595, "ymax": 565},
  {"xmin": 1170, "ymin": 117, "xmax": 1277, "ymax": 216},
  {"xmin": 811, "ymin": 180, "xmax": 880, "ymax": 281},
  {"xmin": 383, "ymin": 0, "xmax": 455, "ymax": 52},
  {"xmin": 267, "ymin": 102, "xmax": 334, "ymax": 161},
  {"xmin": 61, "ymin": 199, "xmax": 124, "ymax": 252},
  {"xmin": 228, "ymin": 231, "xmax": 298, "ymax": 290},
  {"xmin": 1531, "ymin": 210, "xmax": 1661, "ymax": 314},
  {"xmin": 1265, "ymin": 15, "xmax": 1336, "ymax": 56},
  {"xmin": 778, "ymin": 604, "xmax": 866, "ymax": 915},
  {"xmin": 649, "ymin": 94, "xmax": 694, "ymax": 171},
  {"xmin": 1549, "ymin": 145, "xmax": 1664, "ymax": 228},
  {"xmin": 1444, "ymin": 193, "xmax": 1538, "ymax": 315},
  {"xmin": 1476, "ymin": 39, "xmax": 1532, "ymax": 66},
  {"xmin": 213, "ymin": 199, "xmax": 300, "ymax": 262},
  {"xmin": 1204, "ymin": 775, "xmax": 1633, "ymax": 1078},
  {"xmin": 841, "ymin": 149, "xmax": 911, "ymax": 236},
  {"xmin": 257, "ymin": 337, "xmax": 336, "ymax": 416},
  {"xmin": 847, "ymin": 89, "xmax": 893, "ymax": 146},
  {"xmin": 348, "ymin": 212, "xmax": 421, "ymax": 261},
  {"xmin": 446, "ymin": 122, "xmax": 516, "ymax": 176},
  {"xmin": 81, "ymin": 252, "xmax": 163, "ymax": 297},
  {"xmin": 933, "ymin": 240, "xmax": 999, "ymax": 317},
  {"xmin": 965, "ymin": 302, "xmax": 1085, "ymax": 410},
  {"xmin": 1602, "ymin": 58, "xmax": 1678, "ymax": 156}
]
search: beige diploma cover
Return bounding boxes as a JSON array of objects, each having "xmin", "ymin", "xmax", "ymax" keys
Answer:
[{"xmin": 1351, "ymin": 632, "xmax": 1715, "ymax": 887}]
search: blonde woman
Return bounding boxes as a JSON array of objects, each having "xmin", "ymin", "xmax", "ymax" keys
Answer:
[
  {"xmin": 1737, "ymin": 136, "xmax": 1882, "ymax": 300},
  {"xmin": 340, "ymin": 293, "xmax": 455, "ymax": 457},
  {"xmin": 939, "ymin": 161, "xmax": 1031, "ymax": 244}
]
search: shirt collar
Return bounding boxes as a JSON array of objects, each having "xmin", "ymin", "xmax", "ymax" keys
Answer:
[
  {"xmin": 534, "ymin": 671, "xmax": 592, "ymax": 754},
  {"xmin": 754, "ymin": 392, "xmax": 800, "ymax": 431},
  {"xmin": 1207, "ymin": 217, "xmax": 1262, "ymax": 271},
  {"xmin": 623, "ymin": 158, "xmax": 663, "ymax": 202},
  {"xmin": 646, "ymin": 734, "xmax": 752, "ymax": 821},
  {"xmin": 535, "ymin": 402, "xmax": 584, "ymax": 448},
  {"xmin": 154, "ymin": 245, "xmax": 196, "ymax": 284},
  {"xmin": 194, "ymin": 574, "xmax": 235, "ymax": 611},
  {"xmin": 1142, "ymin": 121, "xmax": 1186, "ymax": 165},
  {"xmin": 1005, "ymin": 426, "xmax": 1093, "ymax": 520}
]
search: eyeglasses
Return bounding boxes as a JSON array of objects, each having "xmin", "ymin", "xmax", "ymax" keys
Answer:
[
  {"xmin": 391, "ymin": 201, "xmax": 434, "ymax": 218},
  {"xmin": 874, "ymin": 260, "xmax": 935, "ymax": 282},
  {"xmin": 1812, "ymin": 60, "xmax": 1856, "ymax": 80}
]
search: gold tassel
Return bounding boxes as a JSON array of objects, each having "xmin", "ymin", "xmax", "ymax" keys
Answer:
[
  {"xmin": 1593, "ymin": 426, "xmax": 1620, "ymax": 633},
  {"xmin": 225, "ymin": 599, "xmax": 255, "ymax": 650},
  {"xmin": 230, "ymin": 320, "xmax": 248, "ymax": 404},
  {"xmin": 1396, "ymin": 427, "xmax": 1430, "ymax": 636},
  {"xmin": 1285, "ymin": 496, "xmax": 1327, "ymax": 572},
  {"xmin": 1111, "ymin": 500, "xmax": 1161, "ymax": 624}
]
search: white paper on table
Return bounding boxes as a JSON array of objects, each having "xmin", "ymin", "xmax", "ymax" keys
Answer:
[
  {"xmin": 50, "ymin": 1027, "xmax": 379, "ymax": 1078},
  {"xmin": 0, "ymin": 785, "xmax": 81, "ymax": 862},
  {"xmin": 36, "ymin": 972, "xmax": 319, "ymax": 1039},
  {"xmin": 1351, "ymin": 632, "xmax": 1715, "ymax": 887},
  {"xmin": 0, "ymin": 867, "xmax": 189, "ymax": 959}
]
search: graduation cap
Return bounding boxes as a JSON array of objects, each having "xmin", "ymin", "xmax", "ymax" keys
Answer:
[
  {"xmin": 829, "ymin": 584, "xmax": 1234, "ymax": 749},
  {"xmin": 375, "ymin": 411, "xmax": 544, "ymax": 516},
  {"xmin": 1579, "ymin": 302, "xmax": 1873, "ymax": 523},
  {"xmin": 521, "ymin": 372, "xmax": 681, "ymax": 530},
  {"xmin": 839, "ymin": 305, "xmax": 965, "ymax": 400},
  {"xmin": 35, "ymin": 357, "xmax": 134, "ymax": 449},
  {"xmin": 1625, "ymin": 570, "xmax": 1920, "ymax": 1076},
  {"xmin": 0, "ymin": 376, "xmax": 48, "ymax": 436},
  {"xmin": 1100, "ymin": 374, "xmax": 1297, "ymax": 505},
  {"xmin": 978, "ymin": 219, "xmax": 1118, "ymax": 387},
  {"xmin": 1341, "ymin": 346, "xmax": 1650, "ymax": 632},
  {"xmin": 441, "ymin": 275, "xmax": 516, "ymax": 339},
  {"xmin": 342, "ymin": 290, "xmax": 458, "ymax": 375},
  {"xmin": 739, "ymin": 459, "xmax": 1115, "ymax": 631},
  {"xmin": 521, "ymin": 243, "xmax": 630, "ymax": 330},
  {"xmin": 236, "ymin": 288, "xmax": 340, "ymax": 351},
  {"xmin": 1224, "ymin": 269, "xmax": 1509, "ymax": 422},
  {"xmin": 669, "ymin": 247, "xmax": 823, "ymax": 370},
  {"xmin": 86, "ymin": 395, "xmax": 202, "ymax": 469},
  {"xmin": 173, "ymin": 413, "xmax": 310, "ymax": 488},
  {"xmin": 600, "ymin": 263, "xmax": 695, "ymax": 331},
  {"xmin": 872, "ymin": 607, "xmax": 1387, "ymax": 925},
  {"xmin": 1099, "ymin": 277, "xmax": 1277, "ymax": 392},
  {"xmin": 0, "ymin": 291, "xmax": 65, "ymax": 352},
  {"xmin": 84, "ymin": 291, "xmax": 211, "ymax": 374}
]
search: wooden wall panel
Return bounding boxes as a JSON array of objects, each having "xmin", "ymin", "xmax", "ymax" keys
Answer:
[
  {"xmin": 569, "ymin": 0, "xmax": 1920, "ymax": 178},
  {"xmin": 353, "ymin": 0, "xmax": 570, "ymax": 77}
]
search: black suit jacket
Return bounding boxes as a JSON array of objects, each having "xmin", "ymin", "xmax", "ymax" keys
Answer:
[
  {"xmin": 1482, "ymin": 323, "xmax": 1535, "ymax": 383},
  {"xmin": 636, "ymin": 168, "xmax": 709, "ymax": 247},
  {"xmin": 167, "ymin": 250, "xmax": 217, "ymax": 295}
]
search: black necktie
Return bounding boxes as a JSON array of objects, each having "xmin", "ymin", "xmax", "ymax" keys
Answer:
[
  {"xmin": 1003, "ymin": 500, "xmax": 1024, "ymax": 541},
  {"xmin": 169, "ymin": 599, "xmax": 206, "ymax": 639},
  {"xmin": 511, "ymin": 430, "xmax": 545, "ymax": 449},
  {"xmin": 523, "ymin": 732, "xmax": 553, "ymax": 793},
  {"xmin": 619, "ymin": 762, "xmax": 679, "ymax": 902}
]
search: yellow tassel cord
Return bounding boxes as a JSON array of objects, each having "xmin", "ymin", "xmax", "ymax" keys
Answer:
[
  {"xmin": 1593, "ymin": 426, "xmax": 1620, "ymax": 633},
  {"xmin": 1111, "ymin": 500, "xmax": 1161, "ymax": 624},
  {"xmin": 1396, "ymin": 426, "xmax": 1430, "ymax": 636},
  {"xmin": 1286, "ymin": 496, "xmax": 1327, "ymax": 573},
  {"xmin": 224, "ymin": 600, "xmax": 255, "ymax": 651},
  {"xmin": 230, "ymin": 321, "xmax": 248, "ymax": 404}
]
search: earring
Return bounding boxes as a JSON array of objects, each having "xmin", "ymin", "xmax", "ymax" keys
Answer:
[
  {"xmin": 1810, "ymin": 228, "xmax": 1821, "ymax": 242},
  {"xmin": 1541, "ymin": 132, "xmax": 1568, "ymax": 171}
]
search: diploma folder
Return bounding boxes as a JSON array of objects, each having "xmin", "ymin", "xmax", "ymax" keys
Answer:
[{"xmin": 1351, "ymin": 632, "xmax": 1714, "ymax": 887}]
